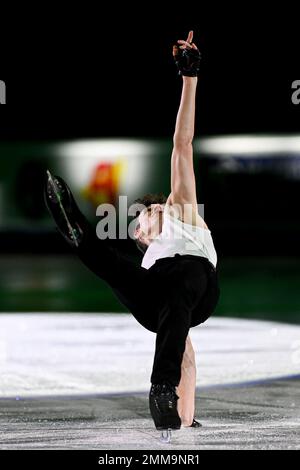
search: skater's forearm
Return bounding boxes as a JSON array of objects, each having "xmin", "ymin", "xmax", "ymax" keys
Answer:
[
  {"xmin": 170, "ymin": 77, "xmax": 198, "ymax": 208},
  {"xmin": 173, "ymin": 77, "xmax": 198, "ymax": 146}
]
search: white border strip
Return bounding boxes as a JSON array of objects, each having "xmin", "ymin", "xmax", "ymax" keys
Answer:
[{"xmin": 196, "ymin": 135, "xmax": 300, "ymax": 156}]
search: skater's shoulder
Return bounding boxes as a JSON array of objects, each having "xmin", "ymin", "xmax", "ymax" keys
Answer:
[{"xmin": 163, "ymin": 202, "xmax": 210, "ymax": 232}]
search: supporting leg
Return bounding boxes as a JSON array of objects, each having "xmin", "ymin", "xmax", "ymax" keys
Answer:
[{"xmin": 150, "ymin": 279, "xmax": 197, "ymax": 386}]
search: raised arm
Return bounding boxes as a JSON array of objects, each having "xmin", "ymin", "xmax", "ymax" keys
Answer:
[
  {"xmin": 174, "ymin": 75, "xmax": 197, "ymax": 145},
  {"xmin": 171, "ymin": 75, "xmax": 198, "ymax": 209},
  {"xmin": 167, "ymin": 31, "xmax": 207, "ymax": 228}
]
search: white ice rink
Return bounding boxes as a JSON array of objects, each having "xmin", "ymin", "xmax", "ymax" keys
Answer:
[{"xmin": 0, "ymin": 314, "xmax": 299, "ymax": 398}]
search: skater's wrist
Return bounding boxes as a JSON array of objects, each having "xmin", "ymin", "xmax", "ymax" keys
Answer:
[{"xmin": 182, "ymin": 76, "xmax": 198, "ymax": 85}]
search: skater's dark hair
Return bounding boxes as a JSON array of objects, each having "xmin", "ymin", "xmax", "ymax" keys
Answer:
[
  {"xmin": 134, "ymin": 192, "xmax": 168, "ymax": 208},
  {"xmin": 133, "ymin": 192, "xmax": 167, "ymax": 254}
]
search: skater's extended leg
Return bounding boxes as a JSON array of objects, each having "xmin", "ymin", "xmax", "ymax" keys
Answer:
[
  {"xmin": 77, "ymin": 229, "xmax": 161, "ymax": 332},
  {"xmin": 44, "ymin": 172, "xmax": 159, "ymax": 332}
]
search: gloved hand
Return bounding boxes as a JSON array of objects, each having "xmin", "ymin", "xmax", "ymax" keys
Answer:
[{"xmin": 173, "ymin": 30, "xmax": 201, "ymax": 77}]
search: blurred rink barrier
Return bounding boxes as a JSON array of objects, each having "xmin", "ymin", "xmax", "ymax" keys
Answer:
[{"xmin": 0, "ymin": 136, "xmax": 299, "ymax": 322}]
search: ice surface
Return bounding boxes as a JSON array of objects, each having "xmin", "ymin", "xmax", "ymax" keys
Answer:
[{"xmin": 0, "ymin": 313, "xmax": 299, "ymax": 397}]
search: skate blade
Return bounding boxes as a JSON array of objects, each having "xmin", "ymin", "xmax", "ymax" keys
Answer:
[
  {"xmin": 46, "ymin": 170, "xmax": 62, "ymax": 203},
  {"xmin": 160, "ymin": 428, "xmax": 172, "ymax": 444},
  {"xmin": 46, "ymin": 170, "xmax": 79, "ymax": 248}
]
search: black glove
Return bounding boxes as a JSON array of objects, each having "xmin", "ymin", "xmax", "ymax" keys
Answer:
[{"xmin": 173, "ymin": 45, "xmax": 201, "ymax": 77}]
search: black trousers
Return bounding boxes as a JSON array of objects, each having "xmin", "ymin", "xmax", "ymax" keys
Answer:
[{"xmin": 75, "ymin": 220, "xmax": 220, "ymax": 387}]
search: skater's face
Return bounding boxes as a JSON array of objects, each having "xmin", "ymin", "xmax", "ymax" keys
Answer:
[{"xmin": 135, "ymin": 204, "xmax": 165, "ymax": 246}]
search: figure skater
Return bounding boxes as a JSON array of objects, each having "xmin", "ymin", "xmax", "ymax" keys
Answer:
[{"xmin": 44, "ymin": 30, "xmax": 220, "ymax": 442}]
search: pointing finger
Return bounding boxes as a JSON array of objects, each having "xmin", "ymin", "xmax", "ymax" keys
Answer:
[{"xmin": 186, "ymin": 30, "xmax": 193, "ymax": 43}]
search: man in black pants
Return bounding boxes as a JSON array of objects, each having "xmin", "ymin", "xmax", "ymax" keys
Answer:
[{"xmin": 45, "ymin": 30, "xmax": 220, "ymax": 434}]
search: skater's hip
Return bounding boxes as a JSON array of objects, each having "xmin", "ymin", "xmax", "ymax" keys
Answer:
[
  {"xmin": 151, "ymin": 254, "xmax": 217, "ymax": 273},
  {"xmin": 190, "ymin": 264, "xmax": 220, "ymax": 327},
  {"xmin": 154, "ymin": 254, "xmax": 220, "ymax": 327},
  {"xmin": 147, "ymin": 254, "xmax": 220, "ymax": 327}
]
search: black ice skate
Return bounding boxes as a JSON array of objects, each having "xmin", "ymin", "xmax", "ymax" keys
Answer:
[
  {"xmin": 44, "ymin": 171, "xmax": 85, "ymax": 248},
  {"xmin": 149, "ymin": 382, "xmax": 181, "ymax": 444}
]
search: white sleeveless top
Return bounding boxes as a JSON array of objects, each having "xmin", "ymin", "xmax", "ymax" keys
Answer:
[{"xmin": 141, "ymin": 205, "xmax": 217, "ymax": 270}]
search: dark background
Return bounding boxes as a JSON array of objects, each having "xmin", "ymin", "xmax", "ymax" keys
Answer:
[{"xmin": 1, "ymin": 10, "xmax": 299, "ymax": 138}]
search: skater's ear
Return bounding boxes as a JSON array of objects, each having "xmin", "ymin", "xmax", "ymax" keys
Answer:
[
  {"xmin": 134, "ymin": 222, "xmax": 141, "ymax": 239},
  {"xmin": 134, "ymin": 222, "xmax": 148, "ymax": 254}
]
